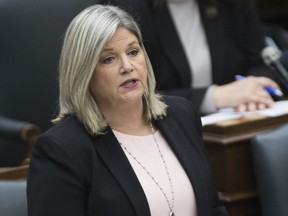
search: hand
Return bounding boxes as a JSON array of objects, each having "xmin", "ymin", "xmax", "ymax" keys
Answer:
[{"xmin": 214, "ymin": 76, "xmax": 281, "ymax": 112}]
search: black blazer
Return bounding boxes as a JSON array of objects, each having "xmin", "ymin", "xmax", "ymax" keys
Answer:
[
  {"xmin": 100, "ymin": 0, "xmax": 277, "ymax": 111},
  {"xmin": 27, "ymin": 96, "xmax": 227, "ymax": 216}
]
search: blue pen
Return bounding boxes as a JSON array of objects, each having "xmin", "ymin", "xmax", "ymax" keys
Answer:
[{"xmin": 235, "ymin": 75, "xmax": 283, "ymax": 97}]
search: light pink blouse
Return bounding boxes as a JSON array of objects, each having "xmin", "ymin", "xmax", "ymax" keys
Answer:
[{"xmin": 113, "ymin": 129, "xmax": 197, "ymax": 216}]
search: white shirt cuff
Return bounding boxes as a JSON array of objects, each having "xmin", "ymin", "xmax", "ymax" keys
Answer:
[{"xmin": 200, "ymin": 85, "xmax": 217, "ymax": 114}]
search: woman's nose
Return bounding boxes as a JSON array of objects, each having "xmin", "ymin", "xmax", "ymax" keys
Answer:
[{"xmin": 120, "ymin": 56, "xmax": 134, "ymax": 73}]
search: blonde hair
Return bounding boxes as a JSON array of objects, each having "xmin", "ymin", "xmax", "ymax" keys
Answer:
[{"xmin": 53, "ymin": 4, "xmax": 167, "ymax": 135}]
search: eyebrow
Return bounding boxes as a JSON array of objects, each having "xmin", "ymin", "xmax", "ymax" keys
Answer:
[{"xmin": 102, "ymin": 41, "xmax": 139, "ymax": 52}]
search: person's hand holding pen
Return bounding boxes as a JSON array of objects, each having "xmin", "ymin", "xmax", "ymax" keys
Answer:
[
  {"xmin": 213, "ymin": 75, "xmax": 282, "ymax": 112},
  {"xmin": 235, "ymin": 75, "xmax": 283, "ymax": 97}
]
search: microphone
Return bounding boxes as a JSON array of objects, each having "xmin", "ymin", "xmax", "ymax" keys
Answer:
[{"xmin": 261, "ymin": 37, "xmax": 288, "ymax": 91}]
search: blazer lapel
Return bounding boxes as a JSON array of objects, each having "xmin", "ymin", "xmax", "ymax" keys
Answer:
[
  {"xmin": 198, "ymin": 0, "xmax": 226, "ymax": 83},
  {"xmin": 151, "ymin": 5, "xmax": 191, "ymax": 87},
  {"xmin": 93, "ymin": 128, "xmax": 150, "ymax": 216},
  {"xmin": 156, "ymin": 117, "xmax": 210, "ymax": 216}
]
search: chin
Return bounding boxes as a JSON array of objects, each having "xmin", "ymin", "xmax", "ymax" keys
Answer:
[{"xmin": 122, "ymin": 92, "xmax": 144, "ymax": 102}]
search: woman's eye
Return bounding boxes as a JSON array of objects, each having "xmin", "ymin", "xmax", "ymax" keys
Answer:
[
  {"xmin": 128, "ymin": 49, "xmax": 139, "ymax": 56},
  {"xmin": 102, "ymin": 56, "xmax": 114, "ymax": 64}
]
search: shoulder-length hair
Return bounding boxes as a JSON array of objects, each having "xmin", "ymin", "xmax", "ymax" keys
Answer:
[{"xmin": 53, "ymin": 4, "xmax": 167, "ymax": 135}]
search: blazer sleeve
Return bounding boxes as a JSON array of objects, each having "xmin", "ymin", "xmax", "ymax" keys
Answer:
[{"xmin": 27, "ymin": 135, "xmax": 88, "ymax": 216}]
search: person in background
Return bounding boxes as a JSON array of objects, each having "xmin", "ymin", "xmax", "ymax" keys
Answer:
[
  {"xmin": 100, "ymin": 0, "xmax": 283, "ymax": 114},
  {"xmin": 27, "ymin": 4, "xmax": 228, "ymax": 216}
]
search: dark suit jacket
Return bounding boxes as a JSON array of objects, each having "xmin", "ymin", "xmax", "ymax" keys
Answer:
[
  {"xmin": 27, "ymin": 96, "xmax": 227, "ymax": 216},
  {"xmin": 100, "ymin": 0, "xmax": 278, "ymax": 111}
]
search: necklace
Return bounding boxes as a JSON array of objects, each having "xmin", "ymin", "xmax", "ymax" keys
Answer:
[{"xmin": 119, "ymin": 122, "xmax": 175, "ymax": 216}]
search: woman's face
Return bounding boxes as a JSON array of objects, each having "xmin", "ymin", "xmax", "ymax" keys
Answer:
[{"xmin": 91, "ymin": 27, "xmax": 147, "ymax": 109}]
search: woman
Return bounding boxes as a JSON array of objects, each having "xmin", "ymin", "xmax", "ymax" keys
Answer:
[
  {"xmin": 100, "ymin": 0, "xmax": 283, "ymax": 113},
  {"xmin": 27, "ymin": 4, "xmax": 227, "ymax": 216}
]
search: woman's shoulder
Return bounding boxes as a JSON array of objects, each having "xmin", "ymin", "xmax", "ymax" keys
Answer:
[
  {"xmin": 162, "ymin": 95, "xmax": 198, "ymax": 115},
  {"xmin": 36, "ymin": 115, "xmax": 94, "ymax": 155},
  {"xmin": 162, "ymin": 95, "xmax": 202, "ymax": 129},
  {"xmin": 31, "ymin": 115, "xmax": 95, "ymax": 186},
  {"xmin": 43, "ymin": 115, "xmax": 88, "ymax": 140}
]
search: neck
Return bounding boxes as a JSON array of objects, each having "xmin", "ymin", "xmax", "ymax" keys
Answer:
[
  {"xmin": 111, "ymin": 118, "xmax": 152, "ymax": 136},
  {"xmin": 100, "ymin": 100, "xmax": 151, "ymax": 135}
]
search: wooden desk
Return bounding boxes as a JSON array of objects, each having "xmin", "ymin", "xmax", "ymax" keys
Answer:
[{"xmin": 203, "ymin": 113, "xmax": 288, "ymax": 216}]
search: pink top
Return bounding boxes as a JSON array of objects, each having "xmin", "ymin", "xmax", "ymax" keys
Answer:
[{"xmin": 113, "ymin": 129, "xmax": 197, "ymax": 216}]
